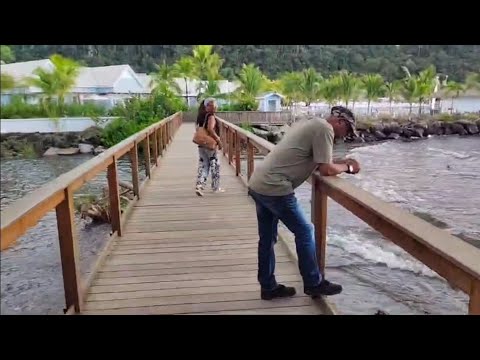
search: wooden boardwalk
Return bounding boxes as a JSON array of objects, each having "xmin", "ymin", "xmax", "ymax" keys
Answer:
[{"xmin": 83, "ymin": 123, "xmax": 328, "ymax": 315}]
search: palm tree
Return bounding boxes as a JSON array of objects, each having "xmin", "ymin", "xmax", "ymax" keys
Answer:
[
  {"xmin": 466, "ymin": 72, "xmax": 480, "ymax": 90},
  {"xmin": 26, "ymin": 54, "xmax": 80, "ymax": 115},
  {"xmin": 150, "ymin": 61, "xmax": 181, "ymax": 95},
  {"xmin": 414, "ymin": 65, "xmax": 437, "ymax": 114},
  {"xmin": 361, "ymin": 74, "xmax": 385, "ymax": 114},
  {"xmin": 1, "ymin": 73, "xmax": 15, "ymax": 92},
  {"xmin": 401, "ymin": 77, "xmax": 417, "ymax": 115},
  {"xmin": 50, "ymin": 54, "xmax": 80, "ymax": 110},
  {"xmin": 298, "ymin": 68, "xmax": 322, "ymax": 106},
  {"xmin": 173, "ymin": 56, "xmax": 196, "ymax": 105},
  {"xmin": 192, "ymin": 45, "xmax": 224, "ymax": 80},
  {"xmin": 444, "ymin": 81, "xmax": 466, "ymax": 114},
  {"xmin": 320, "ymin": 76, "xmax": 341, "ymax": 107},
  {"xmin": 384, "ymin": 81, "xmax": 402, "ymax": 114},
  {"xmin": 336, "ymin": 71, "xmax": 357, "ymax": 107},
  {"xmin": 278, "ymin": 71, "xmax": 303, "ymax": 108},
  {"xmin": 236, "ymin": 63, "xmax": 266, "ymax": 98}
]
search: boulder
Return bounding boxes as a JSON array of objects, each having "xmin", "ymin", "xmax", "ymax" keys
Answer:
[
  {"xmin": 44, "ymin": 147, "xmax": 59, "ymax": 156},
  {"xmin": 451, "ymin": 122, "xmax": 467, "ymax": 135},
  {"xmin": 373, "ymin": 130, "xmax": 387, "ymax": 140},
  {"xmin": 401, "ymin": 128, "xmax": 416, "ymax": 138},
  {"xmin": 79, "ymin": 143, "xmax": 94, "ymax": 154},
  {"xmin": 94, "ymin": 146, "xmax": 106, "ymax": 155},
  {"xmin": 465, "ymin": 124, "xmax": 479, "ymax": 135},
  {"xmin": 251, "ymin": 128, "xmax": 269, "ymax": 140},
  {"xmin": 56, "ymin": 147, "xmax": 80, "ymax": 156},
  {"xmin": 427, "ymin": 121, "xmax": 444, "ymax": 136},
  {"xmin": 387, "ymin": 133, "xmax": 400, "ymax": 140},
  {"xmin": 80, "ymin": 126, "xmax": 103, "ymax": 147}
]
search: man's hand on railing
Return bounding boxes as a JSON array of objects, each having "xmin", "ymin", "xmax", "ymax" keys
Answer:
[
  {"xmin": 216, "ymin": 140, "xmax": 223, "ymax": 150},
  {"xmin": 345, "ymin": 158, "xmax": 361, "ymax": 174}
]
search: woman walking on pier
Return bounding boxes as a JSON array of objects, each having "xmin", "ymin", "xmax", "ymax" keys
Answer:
[{"xmin": 194, "ymin": 98, "xmax": 225, "ymax": 196}]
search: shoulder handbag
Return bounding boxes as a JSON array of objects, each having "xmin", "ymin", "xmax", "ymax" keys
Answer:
[{"xmin": 193, "ymin": 114, "xmax": 218, "ymax": 150}]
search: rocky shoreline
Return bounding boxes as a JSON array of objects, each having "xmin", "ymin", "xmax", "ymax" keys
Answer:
[
  {"xmin": 0, "ymin": 126, "xmax": 105, "ymax": 158},
  {"xmin": 250, "ymin": 116, "xmax": 480, "ymax": 144}
]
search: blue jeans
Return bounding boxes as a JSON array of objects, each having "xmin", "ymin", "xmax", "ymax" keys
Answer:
[{"xmin": 248, "ymin": 189, "xmax": 322, "ymax": 290}]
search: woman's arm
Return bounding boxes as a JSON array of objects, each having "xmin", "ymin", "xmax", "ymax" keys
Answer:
[{"xmin": 207, "ymin": 115, "xmax": 222, "ymax": 143}]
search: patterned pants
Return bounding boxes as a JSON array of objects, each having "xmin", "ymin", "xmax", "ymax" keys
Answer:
[{"xmin": 196, "ymin": 146, "xmax": 220, "ymax": 191}]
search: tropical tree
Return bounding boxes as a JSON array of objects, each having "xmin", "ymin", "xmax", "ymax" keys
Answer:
[
  {"xmin": 298, "ymin": 68, "xmax": 322, "ymax": 106},
  {"xmin": 335, "ymin": 71, "xmax": 358, "ymax": 107},
  {"xmin": 361, "ymin": 74, "xmax": 385, "ymax": 114},
  {"xmin": 26, "ymin": 54, "xmax": 80, "ymax": 115},
  {"xmin": 1, "ymin": 73, "xmax": 15, "ymax": 92},
  {"xmin": 414, "ymin": 65, "xmax": 437, "ymax": 114},
  {"xmin": 150, "ymin": 61, "xmax": 181, "ymax": 94},
  {"xmin": 444, "ymin": 81, "xmax": 466, "ymax": 114},
  {"xmin": 401, "ymin": 77, "xmax": 417, "ymax": 115},
  {"xmin": 384, "ymin": 80, "xmax": 402, "ymax": 113},
  {"xmin": 278, "ymin": 71, "xmax": 303, "ymax": 108},
  {"xmin": 173, "ymin": 56, "xmax": 196, "ymax": 105},
  {"xmin": 466, "ymin": 72, "xmax": 480, "ymax": 90},
  {"xmin": 0, "ymin": 45, "xmax": 15, "ymax": 63},
  {"xmin": 236, "ymin": 63, "xmax": 266, "ymax": 98},
  {"xmin": 320, "ymin": 76, "xmax": 341, "ymax": 107},
  {"xmin": 192, "ymin": 45, "xmax": 224, "ymax": 80}
]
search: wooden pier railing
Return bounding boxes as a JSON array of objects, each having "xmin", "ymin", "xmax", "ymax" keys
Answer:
[
  {"xmin": 216, "ymin": 117, "xmax": 480, "ymax": 315},
  {"xmin": 0, "ymin": 112, "xmax": 182, "ymax": 314}
]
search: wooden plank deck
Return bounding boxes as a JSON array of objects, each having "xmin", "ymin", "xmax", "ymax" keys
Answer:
[{"xmin": 83, "ymin": 123, "xmax": 327, "ymax": 315}]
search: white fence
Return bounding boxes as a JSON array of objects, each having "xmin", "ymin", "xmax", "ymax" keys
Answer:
[{"xmin": 0, "ymin": 117, "xmax": 116, "ymax": 134}]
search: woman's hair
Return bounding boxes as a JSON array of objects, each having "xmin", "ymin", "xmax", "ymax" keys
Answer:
[
  {"xmin": 196, "ymin": 98, "xmax": 217, "ymax": 127},
  {"xmin": 196, "ymin": 101, "xmax": 207, "ymax": 126}
]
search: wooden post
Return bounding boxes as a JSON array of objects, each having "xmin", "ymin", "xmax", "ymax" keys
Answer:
[
  {"xmin": 55, "ymin": 187, "xmax": 81, "ymax": 313},
  {"xmin": 159, "ymin": 126, "xmax": 164, "ymax": 155},
  {"xmin": 130, "ymin": 142, "xmax": 140, "ymax": 199},
  {"xmin": 235, "ymin": 131, "xmax": 241, "ymax": 176},
  {"xmin": 163, "ymin": 124, "xmax": 167, "ymax": 149},
  {"xmin": 107, "ymin": 157, "xmax": 122, "ymax": 237},
  {"xmin": 156, "ymin": 126, "xmax": 162, "ymax": 157},
  {"xmin": 228, "ymin": 129, "xmax": 233, "ymax": 165},
  {"xmin": 311, "ymin": 176, "xmax": 328, "ymax": 276},
  {"xmin": 469, "ymin": 281, "xmax": 480, "ymax": 315},
  {"xmin": 152, "ymin": 131, "xmax": 158, "ymax": 166},
  {"xmin": 247, "ymin": 140, "xmax": 254, "ymax": 180},
  {"xmin": 222, "ymin": 125, "xmax": 227, "ymax": 157},
  {"xmin": 144, "ymin": 136, "xmax": 151, "ymax": 178}
]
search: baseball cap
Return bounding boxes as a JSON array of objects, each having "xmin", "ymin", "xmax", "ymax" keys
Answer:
[{"xmin": 331, "ymin": 106, "xmax": 358, "ymax": 138}]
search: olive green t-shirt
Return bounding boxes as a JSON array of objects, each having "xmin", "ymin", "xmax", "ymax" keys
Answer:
[{"xmin": 248, "ymin": 118, "xmax": 334, "ymax": 196}]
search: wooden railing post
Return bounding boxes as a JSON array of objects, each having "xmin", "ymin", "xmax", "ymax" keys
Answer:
[
  {"xmin": 312, "ymin": 175, "xmax": 328, "ymax": 276},
  {"xmin": 247, "ymin": 139, "xmax": 254, "ymax": 181},
  {"xmin": 107, "ymin": 156, "xmax": 122, "ymax": 237},
  {"xmin": 130, "ymin": 142, "xmax": 140, "ymax": 199},
  {"xmin": 469, "ymin": 281, "xmax": 480, "ymax": 315},
  {"xmin": 152, "ymin": 131, "xmax": 159, "ymax": 166},
  {"xmin": 144, "ymin": 136, "xmax": 151, "ymax": 178},
  {"xmin": 222, "ymin": 125, "xmax": 227, "ymax": 156},
  {"xmin": 228, "ymin": 128, "xmax": 234, "ymax": 165},
  {"xmin": 235, "ymin": 131, "xmax": 241, "ymax": 176},
  {"xmin": 55, "ymin": 187, "xmax": 81, "ymax": 313}
]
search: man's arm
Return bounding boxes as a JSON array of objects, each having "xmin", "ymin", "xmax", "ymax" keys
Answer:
[{"xmin": 317, "ymin": 162, "xmax": 350, "ymax": 176}]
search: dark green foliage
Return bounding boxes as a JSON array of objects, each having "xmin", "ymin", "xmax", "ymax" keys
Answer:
[{"xmin": 10, "ymin": 45, "xmax": 480, "ymax": 82}]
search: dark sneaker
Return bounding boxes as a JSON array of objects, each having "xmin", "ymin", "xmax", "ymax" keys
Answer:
[
  {"xmin": 304, "ymin": 280, "xmax": 342, "ymax": 297},
  {"xmin": 261, "ymin": 284, "xmax": 296, "ymax": 300}
]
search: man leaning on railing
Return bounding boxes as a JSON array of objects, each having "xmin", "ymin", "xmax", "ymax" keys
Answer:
[{"xmin": 247, "ymin": 106, "xmax": 361, "ymax": 300}]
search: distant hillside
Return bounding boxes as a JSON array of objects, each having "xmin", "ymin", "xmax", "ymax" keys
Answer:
[{"xmin": 9, "ymin": 45, "xmax": 480, "ymax": 81}]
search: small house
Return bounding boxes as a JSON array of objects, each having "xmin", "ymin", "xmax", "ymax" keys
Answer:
[{"xmin": 255, "ymin": 92, "xmax": 284, "ymax": 112}]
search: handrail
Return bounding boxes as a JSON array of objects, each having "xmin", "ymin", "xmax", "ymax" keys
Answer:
[
  {"xmin": 216, "ymin": 116, "xmax": 480, "ymax": 315},
  {"xmin": 0, "ymin": 112, "xmax": 183, "ymax": 313}
]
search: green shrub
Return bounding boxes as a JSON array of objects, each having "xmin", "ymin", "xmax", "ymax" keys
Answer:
[
  {"xmin": 102, "ymin": 90, "xmax": 186, "ymax": 147},
  {"xmin": 0, "ymin": 96, "xmax": 108, "ymax": 119}
]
